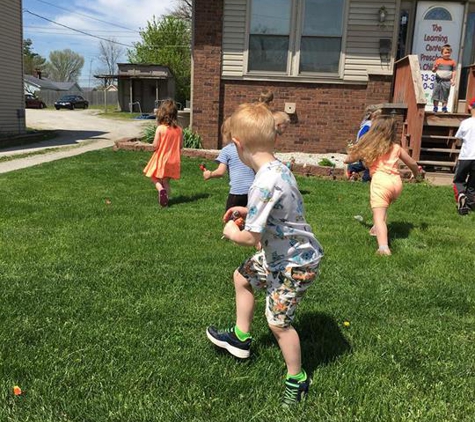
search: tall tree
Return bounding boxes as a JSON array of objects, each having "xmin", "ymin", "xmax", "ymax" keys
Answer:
[
  {"xmin": 128, "ymin": 16, "xmax": 191, "ymax": 104},
  {"xmin": 169, "ymin": 0, "xmax": 192, "ymax": 22},
  {"xmin": 23, "ymin": 38, "xmax": 47, "ymax": 75},
  {"xmin": 97, "ymin": 38, "xmax": 124, "ymax": 85},
  {"xmin": 46, "ymin": 49, "xmax": 84, "ymax": 82}
]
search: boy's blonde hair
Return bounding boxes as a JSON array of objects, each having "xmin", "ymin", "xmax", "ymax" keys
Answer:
[
  {"xmin": 221, "ymin": 117, "xmax": 232, "ymax": 144},
  {"xmin": 348, "ymin": 116, "xmax": 399, "ymax": 167},
  {"xmin": 230, "ymin": 103, "xmax": 276, "ymax": 152}
]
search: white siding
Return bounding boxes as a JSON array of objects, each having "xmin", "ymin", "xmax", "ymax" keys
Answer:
[
  {"xmin": 344, "ymin": 0, "xmax": 398, "ymax": 81},
  {"xmin": 222, "ymin": 0, "xmax": 247, "ymax": 77},
  {"xmin": 221, "ymin": 0, "xmax": 398, "ymax": 82},
  {"xmin": 0, "ymin": 0, "xmax": 26, "ymax": 136}
]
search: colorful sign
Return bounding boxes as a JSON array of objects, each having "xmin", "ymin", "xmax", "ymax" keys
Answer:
[{"xmin": 412, "ymin": 2, "xmax": 464, "ymax": 111}]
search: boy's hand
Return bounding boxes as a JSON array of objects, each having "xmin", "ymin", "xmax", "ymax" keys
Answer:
[
  {"xmin": 223, "ymin": 206, "xmax": 248, "ymax": 223},
  {"xmin": 203, "ymin": 170, "xmax": 212, "ymax": 180},
  {"xmin": 223, "ymin": 220, "xmax": 241, "ymax": 240}
]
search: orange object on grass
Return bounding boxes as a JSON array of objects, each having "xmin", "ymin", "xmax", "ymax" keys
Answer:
[{"xmin": 13, "ymin": 386, "xmax": 22, "ymax": 395}]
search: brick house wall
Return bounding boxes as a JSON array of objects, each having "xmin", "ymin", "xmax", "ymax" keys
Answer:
[{"xmin": 192, "ymin": 0, "xmax": 393, "ymax": 153}]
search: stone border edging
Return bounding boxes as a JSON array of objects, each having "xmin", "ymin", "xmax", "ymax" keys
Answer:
[{"xmin": 113, "ymin": 138, "xmax": 345, "ymax": 180}]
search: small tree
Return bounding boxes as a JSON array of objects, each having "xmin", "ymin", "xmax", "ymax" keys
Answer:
[
  {"xmin": 128, "ymin": 16, "xmax": 191, "ymax": 104},
  {"xmin": 46, "ymin": 49, "xmax": 84, "ymax": 82}
]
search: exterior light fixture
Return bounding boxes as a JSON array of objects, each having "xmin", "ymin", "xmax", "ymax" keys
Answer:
[{"xmin": 378, "ymin": 6, "xmax": 387, "ymax": 23}]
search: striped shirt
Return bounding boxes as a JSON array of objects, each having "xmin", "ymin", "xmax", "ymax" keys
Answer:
[
  {"xmin": 434, "ymin": 57, "xmax": 456, "ymax": 80},
  {"xmin": 216, "ymin": 143, "xmax": 255, "ymax": 195}
]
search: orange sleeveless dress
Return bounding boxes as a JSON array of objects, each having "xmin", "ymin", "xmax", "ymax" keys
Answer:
[{"xmin": 143, "ymin": 125, "xmax": 182, "ymax": 179}]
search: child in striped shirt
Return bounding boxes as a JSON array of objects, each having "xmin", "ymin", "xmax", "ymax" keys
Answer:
[{"xmin": 203, "ymin": 117, "xmax": 255, "ymax": 210}]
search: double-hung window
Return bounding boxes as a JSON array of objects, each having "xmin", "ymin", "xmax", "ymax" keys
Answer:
[{"xmin": 247, "ymin": 0, "xmax": 345, "ymax": 76}]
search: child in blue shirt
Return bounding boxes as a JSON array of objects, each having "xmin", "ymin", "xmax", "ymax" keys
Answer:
[
  {"xmin": 206, "ymin": 103, "xmax": 323, "ymax": 406},
  {"xmin": 203, "ymin": 117, "xmax": 255, "ymax": 210}
]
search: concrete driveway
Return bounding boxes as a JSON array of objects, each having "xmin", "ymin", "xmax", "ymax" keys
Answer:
[{"xmin": 0, "ymin": 109, "xmax": 150, "ymax": 173}]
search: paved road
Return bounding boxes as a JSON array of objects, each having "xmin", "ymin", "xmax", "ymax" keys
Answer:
[{"xmin": 0, "ymin": 109, "xmax": 150, "ymax": 174}]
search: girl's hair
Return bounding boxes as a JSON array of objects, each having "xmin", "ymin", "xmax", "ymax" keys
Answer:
[
  {"xmin": 221, "ymin": 117, "xmax": 232, "ymax": 144},
  {"xmin": 348, "ymin": 116, "xmax": 399, "ymax": 166},
  {"xmin": 272, "ymin": 111, "xmax": 290, "ymax": 126},
  {"xmin": 156, "ymin": 99, "xmax": 178, "ymax": 127},
  {"xmin": 258, "ymin": 89, "xmax": 274, "ymax": 106}
]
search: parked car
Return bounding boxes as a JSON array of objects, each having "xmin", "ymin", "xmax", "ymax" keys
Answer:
[
  {"xmin": 54, "ymin": 95, "xmax": 89, "ymax": 110},
  {"xmin": 25, "ymin": 94, "xmax": 46, "ymax": 109}
]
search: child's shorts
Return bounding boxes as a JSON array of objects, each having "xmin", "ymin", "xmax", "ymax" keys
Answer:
[
  {"xmin": 237, "ymin": 250, "xmax": 318, "ymax": 328},
  {"xmin": 432, "ymin": 79, "xmax": 451, "ymax": 102},
  {"xmin": 370, "ymin": 173, "xmax": 402, "ymax": 208}
]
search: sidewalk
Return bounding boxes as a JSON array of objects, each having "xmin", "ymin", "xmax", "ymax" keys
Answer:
[{"xmin": 0, "ymin": 139, "xmax": 114, "ymax": 174}]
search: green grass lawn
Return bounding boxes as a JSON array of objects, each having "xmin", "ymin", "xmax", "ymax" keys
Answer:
[{"xmin": 0, "ymin": 150, "xmax": 474, "ymax": 421}]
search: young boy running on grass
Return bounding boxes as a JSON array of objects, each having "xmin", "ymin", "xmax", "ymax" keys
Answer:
[{"xmin": 206, "ymin": 103, "xmax": 323, "ymax": 406}]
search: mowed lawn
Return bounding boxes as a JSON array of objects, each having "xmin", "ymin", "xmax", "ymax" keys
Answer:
[{"xmin": 0, "ymin": 149, "xmax": 474, "ymax": 422}]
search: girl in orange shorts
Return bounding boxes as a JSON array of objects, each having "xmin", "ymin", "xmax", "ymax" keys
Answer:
[{"xmin": 345, "ymin": 116, "xmax": 421, "ymax": 255}]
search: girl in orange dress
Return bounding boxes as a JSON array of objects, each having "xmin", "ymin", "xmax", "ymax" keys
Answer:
[
  {"xmin": 345, "ymin": 116, "xmax": 421, "ymax": 255},
  {"xmin": 143, "ymin": 100, "xmax": 183, "ymax": 207}
]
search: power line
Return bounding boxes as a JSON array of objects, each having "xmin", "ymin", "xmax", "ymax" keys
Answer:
[
  {"xmin": 33, "ymin": 0, "xmax": 138, "ymax": 32},
  {"xmin": 23, "ymin": 9, "xmax": 134, "ymax": 47},
  {"xmin": 25, "ymin": 25, "xmax": 134, "ymax": 34}
]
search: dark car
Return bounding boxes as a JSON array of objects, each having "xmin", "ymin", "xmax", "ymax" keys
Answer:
[
  {"xmin": 54, "ymin": 95, "xmax": 89, "ymax": 110},
  {"xmin": 25, "ymin": 94, "xmax": 46, "ymax": 109}
]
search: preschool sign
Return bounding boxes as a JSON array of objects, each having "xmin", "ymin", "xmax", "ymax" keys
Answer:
[{"xmin": 412, "ymin": 1, "xmax": 464, "ymax": 110}]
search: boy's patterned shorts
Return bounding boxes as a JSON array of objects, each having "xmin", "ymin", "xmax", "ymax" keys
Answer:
[{"xmin": 237, "ymin": 250, "xmax": 319, "ymax": 328}]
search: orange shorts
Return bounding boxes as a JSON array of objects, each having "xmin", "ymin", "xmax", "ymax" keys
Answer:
[{"xmin": 370, "ymin": 173, "xmax": 402, "ymax": 208}]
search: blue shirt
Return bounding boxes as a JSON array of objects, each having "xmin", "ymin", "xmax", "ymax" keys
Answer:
[{"xmin": 216, "ymin": 144, "xmax": 255, "ymax": 195}]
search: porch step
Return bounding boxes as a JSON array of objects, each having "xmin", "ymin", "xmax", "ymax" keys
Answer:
[
  {"xmin": 418, "ymin": 160, "xmax": 457, "ymax": 166},
  {"xmin": 421, "ymin": 135, "xmax": 458, "ymax": 140},
  {"xmin": 420, "ymin": 147, "xmax": 459, "ymax": 153}
]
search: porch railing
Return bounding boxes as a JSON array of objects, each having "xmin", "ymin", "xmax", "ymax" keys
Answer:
[
  {"xmin": 466, "ymin": 63, "xmax": 475, "ymax": 112},
  {"xmin": 392, "ymin": 55, "xmax": 426, "ymax": 161}
]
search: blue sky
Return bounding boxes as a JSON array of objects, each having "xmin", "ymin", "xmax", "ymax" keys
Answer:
[{"xmin": 23, "ymin": 0, "xmax": 173, "ymax": 87}]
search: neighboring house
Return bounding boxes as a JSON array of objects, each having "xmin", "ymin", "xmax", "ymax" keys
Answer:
[
  {"xmin": 24, "ymin": 74, "xmax": 83, "ymax": 105},
  {"xmin": 95, "ymin": 64, "xmax": 175, "ymax": 113},
  {"xmin": 0, "ymin": 0, "xmax": 25, "ymax": 137},
  {"xmin": 192, "ymin": 0, "xmax": 475, "ymax": 153}
]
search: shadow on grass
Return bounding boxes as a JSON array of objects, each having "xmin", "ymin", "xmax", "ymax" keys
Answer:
[
  {"xmin": 169, "ymin": 193, "xmax": 210, "ymax": 206},
  {"xmin": 298, "ymin": 312, "xmax": 351, "ymax": 374},
  {"xmin": 388, "ymin": 221, "xmax": 415, "ymax": 239},
  {"xmin": 256, "ymin": 312, "xmax": 351, "ymax": 373}
]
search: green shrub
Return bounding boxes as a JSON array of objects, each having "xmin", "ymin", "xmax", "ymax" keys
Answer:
[
  {"xmin": 142, "ymin": 125, "xmax": 202, "ymax": 149},
  {"xmin": 318, "ymin": 157, "xmax": 335, "ymax": 167},
  {"xmin": 183, "ymin": 127, "xmax": 202, "ymax": 149},
  {"xmin": 141, "ymin": 123, "xmax": 156, "ymax": 144}
]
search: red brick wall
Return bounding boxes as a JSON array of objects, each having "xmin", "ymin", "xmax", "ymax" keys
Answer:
[{"xmin": 192, "ymin": 0, "xmax": 393, "ymax": 153}]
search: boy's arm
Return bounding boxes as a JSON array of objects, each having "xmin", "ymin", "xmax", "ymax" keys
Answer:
[
  {"xmin": 203, "ymin": 163, "xmax": 227, "ymax": 180},
  {"xmin": 223, "ymin": 222, "xmax": 261, "ymax": 247},
  {"xmin": 432, "ymin": 59, "xmax": 439, "ymax": 73}
]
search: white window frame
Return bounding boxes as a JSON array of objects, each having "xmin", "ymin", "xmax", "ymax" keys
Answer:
[{"xmin": 244, "ymin": 0, "xmax": 348, "ymax": 80}]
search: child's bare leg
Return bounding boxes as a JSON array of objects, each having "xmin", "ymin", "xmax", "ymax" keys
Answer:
[
  {"xmin": 372, "ymin": 207, "xmax": 391, "ymax": 254},
  {"xmin": 234, "ymin": 270, "xmax": 255, "ymax": 333},
  {"xmin": 151, "ymin": 176, "xmax": 164, "ymax": 192},
  {"xmin": 269, "ymin": 324, "xmax": 301, "ymax": 375}
]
